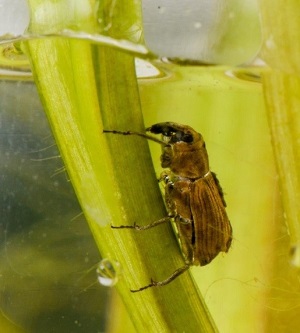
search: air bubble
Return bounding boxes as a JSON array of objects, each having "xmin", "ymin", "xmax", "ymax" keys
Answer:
[{"xmin": 96, "ymin": 258, "xmax": 121, "ymax": 287}]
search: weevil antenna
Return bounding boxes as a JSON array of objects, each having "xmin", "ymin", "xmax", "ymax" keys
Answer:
[{"xmin": 103, "ymin": 129, "xmax": 166, "ymax": 145}]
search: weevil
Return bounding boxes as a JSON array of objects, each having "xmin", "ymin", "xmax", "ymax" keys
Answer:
[{"xmin": 104, "ymin": 122, "xmax": 232, "ymax": 292}]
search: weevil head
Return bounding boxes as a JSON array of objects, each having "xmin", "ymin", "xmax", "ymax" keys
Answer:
[
  {"xmin": 147, "ymin": 122, "xmax": 210, "ymax": 178},
  {"xmin": 147, "ymin": 122, "xmax": 195, "ymax": 144}
]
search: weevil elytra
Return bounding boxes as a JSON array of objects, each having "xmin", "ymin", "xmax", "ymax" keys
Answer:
[{"xmin": 104, "ymin": 122, "xmax": 232, "ymax": 292}]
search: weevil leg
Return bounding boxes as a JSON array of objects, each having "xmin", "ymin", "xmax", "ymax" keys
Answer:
[
  {"xmin": 111, "ymin": 215, "xmax": 174, "ymax": 231},
  {"xmin": 130, "ymin": 263, "xmax": 191, "ymax": 292},
  {"xmin": 174, "ymin": 215, "xmax": 192, "ymax": 225}
]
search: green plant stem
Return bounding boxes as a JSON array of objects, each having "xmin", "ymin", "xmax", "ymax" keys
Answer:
[
  {"xmin": 262, "ymin": 73, "xmax": 300, "ymax": 246},
  {"xmin": 24, "ymin": 0, "xmax": 218, "ymax": 331},
  {"xmin": 260, "ymin": 1, "xmax": 300, "ymax": 250}
]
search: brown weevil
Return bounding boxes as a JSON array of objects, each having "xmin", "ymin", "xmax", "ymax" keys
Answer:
[{"xmin": 104, "ymin": 122, "xmax": 232, "ymax": 292}]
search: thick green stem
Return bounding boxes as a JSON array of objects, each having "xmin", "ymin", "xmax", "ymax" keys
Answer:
[{"xmin": 23, "ymin": 0, "xmax": 217, "ymax": 331}]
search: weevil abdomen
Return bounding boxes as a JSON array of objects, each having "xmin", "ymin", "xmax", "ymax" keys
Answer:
[{"xmin": 165, "ymin": 171, "xmax": 232, "ymax": 266}]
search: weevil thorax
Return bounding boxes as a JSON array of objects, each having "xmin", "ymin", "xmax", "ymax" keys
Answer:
[{"xmin": 147, "ymin": 122, "xmax": 210, "ymax": 179}]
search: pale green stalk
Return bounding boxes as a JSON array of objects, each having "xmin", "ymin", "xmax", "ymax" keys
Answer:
[{"xmin": 260, "ymin": 1, "xmax": 300, "ymax": 254}]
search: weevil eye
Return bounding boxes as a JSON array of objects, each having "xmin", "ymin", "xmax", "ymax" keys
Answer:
[
  {"xmin": 171, "ymin": 131, "xmax": 193, "ymax": 143},
  {"xmin": 147, "ymin": 123, "xmax": 195, "ymax": 143}
]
